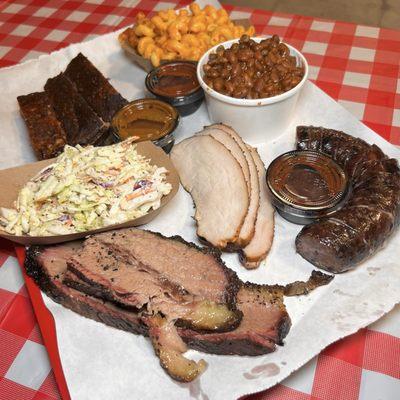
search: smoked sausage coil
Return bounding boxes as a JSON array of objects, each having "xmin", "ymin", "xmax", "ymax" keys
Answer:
[{"xmin": 295, "ymin": 126, "xmax": 400, "ymax": 273}]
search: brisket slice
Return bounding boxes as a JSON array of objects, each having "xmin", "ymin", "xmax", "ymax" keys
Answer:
[
  {"xmin": 64, "ymin": 53, "xmax": 127, "ymax": 122},
  {"xmin": 25, "ymin": 229, "xmax": 244, "ymax": 382},
  {"xmin": 146, "ymin": 315, "xmax": 207, "ymax": 382},
  {"xmin": 180, "ymin": 272, "xmax": 332, "ymax": 356},
  {"xmin": 44, "ymin": 73, "xmax": 108, "ymax": 146},
  {"xmin": 25, "ymin": 230, "xmax": 333, "ymax": 381},
  {"xmin": 17, "ymin": 92, "xmax": 67, "ymax": 160},
  {"xmin": 24, "ymin": 240, "xmax": 291, "ymax": 357},
  {"xmin": 24, "ymin": 243, "xmax": 148, "ymax": 336},
  {"xmin": 65, "ymin": 234, "xmax": 242, "ymax": 332},
  {"xmin": 89, "ymin": 229, "xmax": 240, "ymax": 307},
  {"xmin": 179, "ymin": 283, "xmax": 290, "ymax": 356},
  {"xmin": 25, "ymin": 242, "xmax": 208, "ymax": 381},
  {"xmin": 296, "ymin": 126, "xmax": 400, "ymax": 273},
  {"xmin": 24, "ymin": 233, "xmax": 289, "ymax": 350}
]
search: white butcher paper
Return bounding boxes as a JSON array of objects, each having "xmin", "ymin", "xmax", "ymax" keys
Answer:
[{"xmin": 0, "ymin": 1, "xmax": 399, "ymax": 398}]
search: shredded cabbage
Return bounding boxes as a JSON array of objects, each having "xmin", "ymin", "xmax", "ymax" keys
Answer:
[{"xmin": 0, "ymin": 138, "xmax": 172, "ymax": 236}]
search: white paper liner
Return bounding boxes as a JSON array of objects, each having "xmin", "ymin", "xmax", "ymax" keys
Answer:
[{"xmin": 1, "ymin": 1, "xmax": 399, "ymax": 398}]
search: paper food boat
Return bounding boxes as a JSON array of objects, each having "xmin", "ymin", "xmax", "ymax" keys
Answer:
[{"xmin": 0, "ymin": 140, "xmax": 179, "ymax": 246}]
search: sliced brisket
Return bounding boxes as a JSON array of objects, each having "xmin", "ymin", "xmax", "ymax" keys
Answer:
[
  {"xmin": 181, "ymin": 271, "xmax": 333, "ymax": 356},
  {"xmin": 25, "ymin": 228, "xmax": 333, "ymax": 381},
  {"xmin": 24, "ymin": 242, "xmax": 148, "ymax": 336},
  {"xmin": 90, "ymin": 229, "xmax": 240, "ymax": 307},
  {"xmin": 66, "ymin": 234, "xmax": 242, "ymax": 332},
  {"xmin": 179, "ymin": 283, "xmax": 290, "ymax": 356}
]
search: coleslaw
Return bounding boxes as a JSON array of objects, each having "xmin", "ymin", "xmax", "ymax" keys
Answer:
[{"xmin": 0, "ymin": 138, "xmax": 172, "ymax": 236}]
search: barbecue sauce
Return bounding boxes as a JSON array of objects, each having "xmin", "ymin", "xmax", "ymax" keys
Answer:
[
  {"xmin": 149, "ymin": 63, "xmax": 199, "ymax": 97},
  {"xmin": 145, "ymin": 62, "xmax": 204, "ymax": 117},
  {"xmin": 112, "ymin": 98, "xmax": 179, "ymax": 153},
  {"xmin": 266, "ymin": 150, "xmax": 349, "ymax": 224},
  {"xmin": 285, "ymin": 164, "xmax": 333, "ymax": 203}
]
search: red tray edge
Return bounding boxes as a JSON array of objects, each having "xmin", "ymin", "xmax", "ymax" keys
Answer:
[{"xmin": 15, "ymin": 246, "xmax": 71, "ymax": 400}]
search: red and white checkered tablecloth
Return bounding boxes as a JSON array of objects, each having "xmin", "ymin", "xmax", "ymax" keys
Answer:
[{"xmin": 0, "ymin": 1, "xmax": 399, "ymax": 399}]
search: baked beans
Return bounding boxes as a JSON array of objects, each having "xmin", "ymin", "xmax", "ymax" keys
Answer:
[{"xmin": 203, "ymin": 35, "xmax": 305, "ymax": 99}]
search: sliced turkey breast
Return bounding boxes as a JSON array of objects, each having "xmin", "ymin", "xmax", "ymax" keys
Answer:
[
  {"xmin": 203, "ymin": 124, "xmax": 260, "ymax": 248},
  {"xmin": 170, "ymin": 135, "xmax": 249, "ymax": 248},
  {"xmin": 199, "ymin": 127, "xmax": 250, "ymax": 190},
  {"xmin": 239, "ymin": 147, "xmax": 275, "ymax": 268},
  {"xmin": 199, "ymin": 126, "xmax": 254, "ymax": 247}
]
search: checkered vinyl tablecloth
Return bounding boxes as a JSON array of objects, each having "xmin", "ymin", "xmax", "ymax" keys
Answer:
[{"xmin": 0, "ymin": 1, "xmax": 399, "ymax": 399}]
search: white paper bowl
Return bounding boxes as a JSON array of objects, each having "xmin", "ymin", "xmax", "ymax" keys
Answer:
[{"xmin": 197, "ymin": 37, "xmax": 309, "ymax": 144}]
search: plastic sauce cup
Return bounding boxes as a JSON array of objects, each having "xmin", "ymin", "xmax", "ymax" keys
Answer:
[{"xmin": 112, "ymin": 99, "xmax": 179, "ymax": 153}]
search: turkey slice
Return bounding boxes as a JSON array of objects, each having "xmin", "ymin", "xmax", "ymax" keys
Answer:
[
  {"xmin": 202, "ymin": 124, "xmax": 260, "ymax": 248},
  {"xmin": 170, "ymin": 135, "xmax": 249, "ymax": 249},
  {"xmin": 199, "ymin": 127, "xmax": 250, "ymax": 191},
  {"xmin": 239, "ymin": 147, "xmax": 275, "ymax": 268},
  {"xmin": 199, "ymin": 127, "xmax": 252, "ymax": 247}
]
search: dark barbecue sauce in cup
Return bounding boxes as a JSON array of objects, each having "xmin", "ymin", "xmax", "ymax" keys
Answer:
[
  {"xmin": 146, "ymin": 62, "xmax": 204, "ymax": 116},
  {"xmin": 266, "ymin": 150, "xmax": 349, "ymax": 224},
  {"xmin": 151, "ymin": 66, "xmax": 199, "ymax": 96}
]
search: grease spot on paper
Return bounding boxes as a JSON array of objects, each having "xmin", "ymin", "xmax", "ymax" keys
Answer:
[
  {"xmin": 177, "ymin": 379, "xmax": 209, "ymax": 400},
  {"xmin": 333, "ymin": 289, "xmax": 355, "ymax": 297},
  {"xmin": 243, "ymin": 363, "xmax": 280, "ymax": 380},
  {"xmin": 367, "ymin": 267, "xmax": 381, "ymax": 276}
]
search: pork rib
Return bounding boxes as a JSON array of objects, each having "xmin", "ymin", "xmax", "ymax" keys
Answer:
[
  {"xmin": 64, "ymin": 53, "xmax": 127, "ymax": 122},
  {"xmin": 44, "ymin": 73, "xmax": 108, "ymax": 146},
  {"xmin": 17, "ymin": 92, "xmax": 67, "ymax": 160}
]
